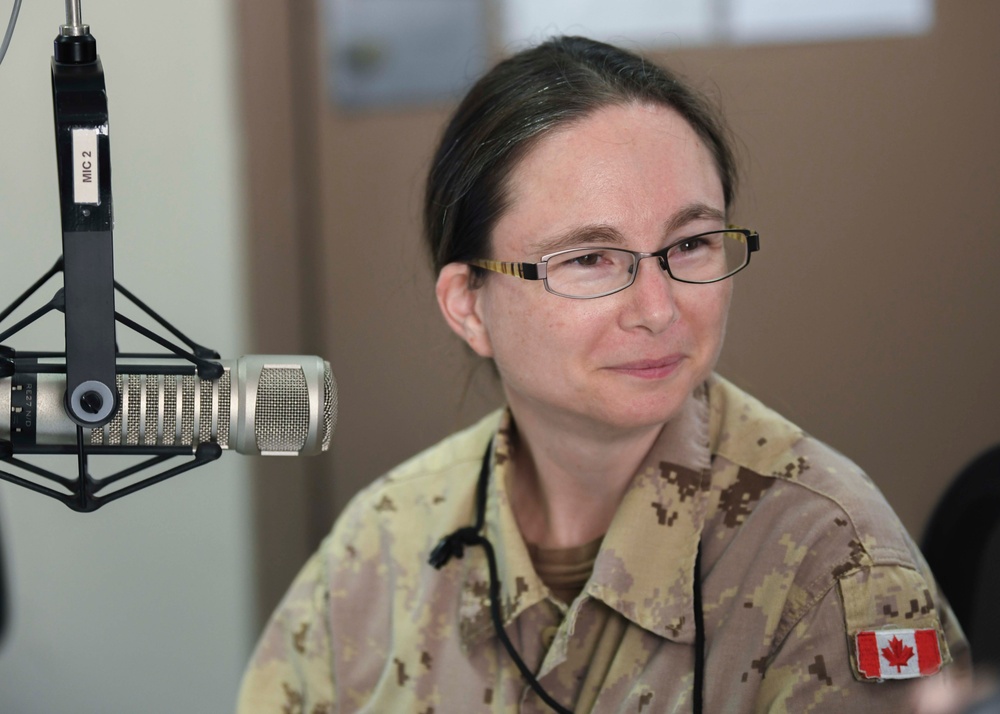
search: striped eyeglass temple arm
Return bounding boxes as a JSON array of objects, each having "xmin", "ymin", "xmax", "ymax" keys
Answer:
[{"xmin": 468, "ymin": 259, "xmax": 541, "ymax": 280}]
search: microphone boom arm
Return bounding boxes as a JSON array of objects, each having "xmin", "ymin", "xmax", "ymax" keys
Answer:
[{"xmin": 51, "ymin": 12, "xmax": 117, "ymax": 428}]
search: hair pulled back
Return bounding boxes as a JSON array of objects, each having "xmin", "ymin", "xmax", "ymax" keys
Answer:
[{"xmin": 423, "ymin": 35, "xmax": 738, "ymax": 276}]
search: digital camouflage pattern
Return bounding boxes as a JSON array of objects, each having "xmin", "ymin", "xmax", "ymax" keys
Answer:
[{"xmin": 237, "ymin": 374, "xmax": 968, "ymax": 713}]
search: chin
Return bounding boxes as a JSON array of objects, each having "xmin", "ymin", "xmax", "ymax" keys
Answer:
[
  {"xmin": 613, "ymin": 367, "xmax": 705, "ymax": 417},
  {"xmin": 592, "ymin": 389, "xmax": 694, "ymax": 433}
]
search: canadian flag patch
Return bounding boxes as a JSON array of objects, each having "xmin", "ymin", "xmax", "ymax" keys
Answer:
[{"xmin": 855, "ymin": 628, "xmax": 942, "ymax": 680}]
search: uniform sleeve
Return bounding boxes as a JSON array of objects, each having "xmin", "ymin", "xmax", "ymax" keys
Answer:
[
  {"xmin": 235, "ymin": 551, "xmax": 336, "ymax": 714},
  {"xmin": 753, "ymin": 564, "xmax": 970, "ymax": 714}
]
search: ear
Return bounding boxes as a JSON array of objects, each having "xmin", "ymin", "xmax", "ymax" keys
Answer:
[{"xmin": 435, "ymin": 263, "xmax": 494, "ymax": 358}]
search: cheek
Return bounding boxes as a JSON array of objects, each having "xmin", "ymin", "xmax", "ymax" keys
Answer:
[
  {"xmin": 712, "ymin": 282, "xmax": 734, "ymax": 328},
  {"xmin": 482, "ymin": 288, "xmax": 610, "ymax": 373},
  {"xmin": 534, "ymin": 300, "xmax": 620, "ymax": 358},
  {"xmin": 476, "ymin": 284, "xmax": 540, "ymax": 363},
  {"xmin": 681, "ymin": 282, "xmax": 732, "ymax": 346}
]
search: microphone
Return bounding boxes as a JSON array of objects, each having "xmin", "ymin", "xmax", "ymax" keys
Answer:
[
  {"xmin": 0, "ymin": 6, "xmax": 340, "ymax": 510},
  {"xmin": 1, "ymin": 356, "xmax": 337, "ymax": 456}
]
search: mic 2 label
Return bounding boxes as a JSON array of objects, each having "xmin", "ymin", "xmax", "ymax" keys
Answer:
[{"xmin": 72, "ymin": 128, "xmax": 99, "ymax": 205}]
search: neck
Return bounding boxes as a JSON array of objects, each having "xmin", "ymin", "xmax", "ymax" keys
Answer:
[{"xmin": 505, "ymin": 405, "xmax": 664, "ymax": 549}]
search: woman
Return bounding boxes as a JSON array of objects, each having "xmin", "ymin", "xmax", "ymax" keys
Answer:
[{"xmin": 238, "ymin": 36, "xmax": 967, "ymax": 713}]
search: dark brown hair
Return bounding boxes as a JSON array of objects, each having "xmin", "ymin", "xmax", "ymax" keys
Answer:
[{"xmin": 423, "ymin": 35, "xmax": 738, "ymax": 276}]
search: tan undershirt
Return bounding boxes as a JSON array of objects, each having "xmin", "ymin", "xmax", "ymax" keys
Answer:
[{"xmin": 527, "ymin": 536, "xmax": 604, "ymax": 605}]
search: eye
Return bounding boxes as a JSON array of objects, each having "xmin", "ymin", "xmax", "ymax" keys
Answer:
[
  {"xmin": 666, "ymin": 232, "xmax": 723, "ymax": 261},
  {"xmin": 548, "ymin": 248, "xmax": 619, "ymax": 270},
  {"xmin": 676, "ymin": 237, "xmax": 707, "ymax": 253},
  {"xmin": 568, "ymin": 252, "xmax": 604, "ymax": 267}
]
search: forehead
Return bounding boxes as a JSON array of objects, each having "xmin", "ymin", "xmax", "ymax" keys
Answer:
[{"xmin": 494, "ymin": 103, "xmax": 725, "ymax": 256}]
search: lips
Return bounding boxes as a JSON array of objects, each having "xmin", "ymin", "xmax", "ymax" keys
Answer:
[{"xmin": 607, "ymin": 354, "xmax": 685, "ymax": 379}]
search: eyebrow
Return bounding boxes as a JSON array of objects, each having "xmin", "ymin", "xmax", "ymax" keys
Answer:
[
  {"xmin": 529, "ymin": 225, "xmax": 625, "ymax": 256},
  {"xmin": 527, "ymin": 202, "xmax": 727, "ymax": 257},
  {"xmin": 664, "ymin": 203, "xmax": 727, "ymax": 234}
]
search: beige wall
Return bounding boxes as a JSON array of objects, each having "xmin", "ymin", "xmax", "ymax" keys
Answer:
[{"xmin": 240, "ymin": 2, "xmax": 1000, "ymax": 624}]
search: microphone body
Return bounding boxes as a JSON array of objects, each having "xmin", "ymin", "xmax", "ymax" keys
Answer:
[{"xmin": 0, "ymin": 356, "xmax": 336, "ymax": 456}]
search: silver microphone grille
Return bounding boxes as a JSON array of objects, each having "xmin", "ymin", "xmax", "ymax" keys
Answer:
[
  {"xmin": 233, "ymin": 355, "xmax": 335, "ymax": 456},
  {"xmin": 322, "ymin": 361, "xmax": 336, "ymax": 452},
  {"xmin": 254, "ymin": 365, "xmax": 310, "ymax": 453}
]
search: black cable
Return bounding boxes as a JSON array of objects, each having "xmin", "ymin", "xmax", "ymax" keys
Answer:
[
  {"xmin": 429, "ymin": 441, "xmax": 572, "ymax": 713},
  {"xmin": 693, "ymin": 543, "xmax": 704, "ymax": 714},
  {"xmin": 478, "ymin": 530, "xmax": 574, "ymax": 714}
]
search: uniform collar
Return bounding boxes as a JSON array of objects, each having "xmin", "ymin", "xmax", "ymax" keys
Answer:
[
  {"xmin": 458, "ymin": 385, "xmax": 714, "ymax": 650},
  {"xmin": 589, "ymin": 384, "xmax": 713, "ymax": 643}
]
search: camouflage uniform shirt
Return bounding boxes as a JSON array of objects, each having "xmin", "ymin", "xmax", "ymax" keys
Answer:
[{"xmin": 237, "ymin": 374, "xmax": 967, "ymax": 713}]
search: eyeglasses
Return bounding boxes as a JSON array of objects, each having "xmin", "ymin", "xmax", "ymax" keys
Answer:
[{"xmin": 469, "ymin": 227, "xmax": 760, "ymax": 299}]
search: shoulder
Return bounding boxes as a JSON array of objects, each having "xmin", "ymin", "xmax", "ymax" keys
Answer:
[
  {"xmin": 708, "ymin": 374, "xmax": 917, "ymax": 566},
  {"xmin": 704, "ymin": 376, "xmax": 962, "ymax": 679},
  {"xmin": 322, "ymin": 409, "xmax": 502, "ymax": 563},
  {"xmin": 342, "ymin": 408, "xmax": 500, "ymax": 514}
]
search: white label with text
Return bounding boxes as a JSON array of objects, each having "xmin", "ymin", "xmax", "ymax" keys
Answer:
[{"xmin": 72, "ymin": 128, "xmax": 99, "ymax": 204}]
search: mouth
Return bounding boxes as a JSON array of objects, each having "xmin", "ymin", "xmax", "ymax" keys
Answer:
[{"xmin": 607, "ymin": 355, "xmax": 685, "ymax": 379}]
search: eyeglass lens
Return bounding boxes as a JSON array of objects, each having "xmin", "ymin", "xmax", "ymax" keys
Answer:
[{"xmin": 545, "ymin": 230, "xmax": 750, "ymax": 297}]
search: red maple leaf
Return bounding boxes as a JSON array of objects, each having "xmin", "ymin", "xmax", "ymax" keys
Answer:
[{"xmin": 881, "ymin": 636, "xmax": 915, "ymax": 672}]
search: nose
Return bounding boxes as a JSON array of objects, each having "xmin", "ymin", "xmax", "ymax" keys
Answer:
[{"xmin": 621, "ymin": 254, "xmax": 679, "ymax": 333}]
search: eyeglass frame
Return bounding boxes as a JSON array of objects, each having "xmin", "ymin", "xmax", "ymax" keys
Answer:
[{"xmin": 467, "ymin": 227, "xmax": 761, "ymax": 299}]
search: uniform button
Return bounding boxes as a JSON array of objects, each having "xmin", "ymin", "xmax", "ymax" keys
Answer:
[{"xmin": 541, "ymin": 625, "xmax": 558, "ymax": 649}]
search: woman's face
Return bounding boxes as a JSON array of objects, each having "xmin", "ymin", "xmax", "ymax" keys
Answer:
[{"xmin": 441, "ymin": 102, "xmax": 733, "ymax": 438}]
